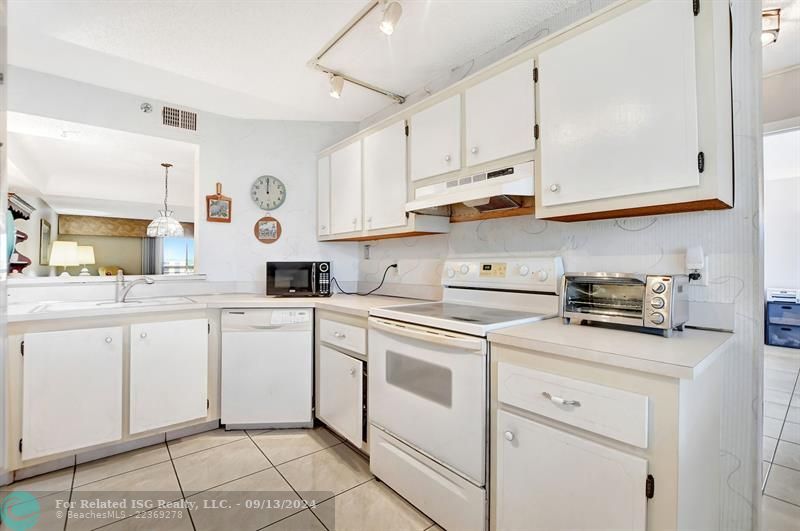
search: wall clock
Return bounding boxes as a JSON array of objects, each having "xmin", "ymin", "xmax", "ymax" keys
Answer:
[
  {"xmin": 254, "ymin": 216, "xmax": 282, "ymax": 244},
  {"xmin": 251, "ymin": 175, "xmax": 286, "ymax": 210}
]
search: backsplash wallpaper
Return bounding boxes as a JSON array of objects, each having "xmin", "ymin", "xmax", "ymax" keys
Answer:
[{"xmin": 360, "ymin": 1, "xmax": 763, "ymax": 529}]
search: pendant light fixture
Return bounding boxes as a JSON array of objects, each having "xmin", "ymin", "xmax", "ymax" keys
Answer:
[{"xmin": 146, "ymin": 163, "xmax": 184, "ymax": 238}]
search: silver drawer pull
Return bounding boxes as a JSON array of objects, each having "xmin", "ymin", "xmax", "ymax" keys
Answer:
[
  {"xmin": 333, "ymin": 331, "xmax": 346, "ymax": 339},
  {"xmin": 542, "ymin": 391, "xmax": 581, "ymax": 407}
]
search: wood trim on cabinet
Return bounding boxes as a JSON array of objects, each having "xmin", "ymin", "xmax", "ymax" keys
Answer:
[
  {"xmin": 322, "ymin": 231, "xmax": 446, "ymax": 242},
  {"xmin": 540, "ymin": 198, "xmax": 732, "ymax": 222}
]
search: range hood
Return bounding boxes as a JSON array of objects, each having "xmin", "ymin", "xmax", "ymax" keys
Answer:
[{"xmin": 406, "ymin": 161, "xmax": 534, "ymax": 214}]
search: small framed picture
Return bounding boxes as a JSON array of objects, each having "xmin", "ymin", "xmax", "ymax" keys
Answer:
[
  {"xmin": 206, "ymin": 183, "xmax": 232, "ymax": 223},
  {"xmin": 254, "ymin": 216, "xmax": 282, "ymax": 244},
  {"xmin": 39, "ymin": 219, "xmax": 52, "ymax": 265}
]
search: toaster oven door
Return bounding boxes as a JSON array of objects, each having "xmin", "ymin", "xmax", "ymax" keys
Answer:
[{"xmin": 562, "ymin": 275, "xmax": 646, "ymax": 326}]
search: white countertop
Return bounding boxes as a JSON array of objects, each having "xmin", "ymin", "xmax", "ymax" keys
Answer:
[
  {"xmin": 488, "ymin": 319, "xmax": 734, "ymax": 380},
  {"xmin": 7, "ymin": 293, "xmax": 426, "ymax": 323}
]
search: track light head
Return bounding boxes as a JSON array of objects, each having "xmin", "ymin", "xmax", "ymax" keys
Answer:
[
  {"xmin": 329, "ymin": 75, "xmax": 344, "ymax": 99},
  {"xmin": 380, "ymin": 1, "xmax": 402, "ymax": 36}
]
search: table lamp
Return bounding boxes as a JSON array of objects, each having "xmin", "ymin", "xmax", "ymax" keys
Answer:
[
  {"xmin": 77, "ymin": 245, "xmax": 96, "ymax": 276},
  {"xmin": 49, "ymin": 241, "xmax": 79, "ymax": 277}
]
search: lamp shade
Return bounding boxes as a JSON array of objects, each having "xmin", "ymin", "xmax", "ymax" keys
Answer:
[
  {"xmin": 49, "ymin": 241, "xmax": 79, "ymax": 267},
  {"xmin": 146, "ymin": 211, "xmax": 184, "ymax": 238},
  {"xmin": 77, "ymin": 245, "xmax": 96, "ymax": 265}
]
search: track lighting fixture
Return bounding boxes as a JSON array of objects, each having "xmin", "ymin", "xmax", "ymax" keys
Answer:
[
  {"xmin": 380, "ymin": 1, "xmax": 403, "ymax": 36},
  {"xmin": 329, "ymin": 75, "xmax": 344, "ymax": 99}
]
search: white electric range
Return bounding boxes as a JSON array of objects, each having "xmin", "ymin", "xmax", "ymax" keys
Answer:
[{"xmin": 367, "ymin": 255, "xmax": 564, "ymax": 531}]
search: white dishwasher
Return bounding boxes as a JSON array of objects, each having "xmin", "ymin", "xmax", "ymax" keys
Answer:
[{"xmin": 221, "ymin": 308, "xmax": 313, "ymax": 429}]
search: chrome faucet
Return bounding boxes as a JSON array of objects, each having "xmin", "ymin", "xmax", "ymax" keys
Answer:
[{"xmin": 115, "ymin": 271, "xmax": 155, "ymax": 303}]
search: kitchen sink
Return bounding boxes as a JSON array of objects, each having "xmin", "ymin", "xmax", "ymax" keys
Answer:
[{"xmin": 28, "ymin": 297, "xmax": 194, "ymax": 313}]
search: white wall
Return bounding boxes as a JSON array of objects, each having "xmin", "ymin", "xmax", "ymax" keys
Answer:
[
  {"xmin": 7, "ymin": 67, "xmax": 360, "ymax": 286},
  {"xmin": 359, "ymin": 1, "xmax": 764, "ymax": 529},
  {"xmin": 763, "ymin": 67, "xmax": 800, "ymax": 125},
  {"xmin": 764, "ymin": 128, "xmax": 800, "ymax": 289}
]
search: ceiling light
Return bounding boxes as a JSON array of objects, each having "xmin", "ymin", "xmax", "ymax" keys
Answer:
[
  {"xmin": 380, "ymin": 1, "xmax": 402, "ymax": 36},
  {"xmin": 147, "ymin": 163, "xmax": 184, "ymax": 238},
  {"xmin": 762, "ymin": 8, "xmax": 780, "ymax": 47},
  {"xmin": 329, "ymin": 75, "xmax": 344, "ymax": 99}
]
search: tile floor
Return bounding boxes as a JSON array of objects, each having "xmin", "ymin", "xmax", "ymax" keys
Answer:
[
  {"xmin": 1, "ymin": 427, "xmax": 439, "ymax": 531},
  {"xmin": 762, "ymin": 345, "xmax": 800, "ymax": 530}
]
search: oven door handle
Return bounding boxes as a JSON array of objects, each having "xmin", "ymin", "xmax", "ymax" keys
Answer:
[{"xmin": 370, "ymin": 318, "xmax": 485, "ymax": 353}]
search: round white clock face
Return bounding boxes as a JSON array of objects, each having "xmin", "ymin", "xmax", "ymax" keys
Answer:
[{"xmin": 250, "ymin": 175, "xmax": 286, "ymax": 210}]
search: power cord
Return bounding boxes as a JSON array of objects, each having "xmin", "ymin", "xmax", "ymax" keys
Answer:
[{"xmin": 332, "ymin": 263, "xmax": 398, "ymax": 296}]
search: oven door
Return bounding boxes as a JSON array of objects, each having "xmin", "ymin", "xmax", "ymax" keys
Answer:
[
  {"xmin": 266, "ymin": 262, "xmax": 316, "ymax": 296},
  {"xmin": 368, "ymin": 317, "xmax": 487, "ymax": 485}
]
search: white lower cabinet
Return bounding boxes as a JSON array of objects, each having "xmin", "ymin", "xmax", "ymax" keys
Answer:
[
  {"xmin": 318, "ymin": 345, "xmax": 363, "ymax": 446},
  {"xmin": 496, "ymin": 410, "xmax": 647, "ymax": 531},
  {"xmin": 22, "ymin": 327, "xmax": 123, "ymax": 460},
  {"xmin": 130, "ymin": 319, "xmax": 209, "ymax": 434}
]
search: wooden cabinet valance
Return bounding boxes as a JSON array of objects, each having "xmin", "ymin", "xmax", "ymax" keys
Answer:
[{"xmin": 59, "ymin": 215, "xmax": 194, "ymax": 238}]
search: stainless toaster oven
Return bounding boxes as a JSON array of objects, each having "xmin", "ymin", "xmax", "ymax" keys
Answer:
[{"xmin": 560, "ymin": 273, "xmax": 689, "ymax": 337}]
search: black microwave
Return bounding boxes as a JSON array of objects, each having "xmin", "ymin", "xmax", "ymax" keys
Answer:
[{"xmin": 266, "ymin": 261, "xmax": 331, "ymax": 297}]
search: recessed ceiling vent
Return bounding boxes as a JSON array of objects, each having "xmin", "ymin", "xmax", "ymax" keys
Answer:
[{"xmin": 162, "ymin": 106, "xmax": 197, "ymax": 132}]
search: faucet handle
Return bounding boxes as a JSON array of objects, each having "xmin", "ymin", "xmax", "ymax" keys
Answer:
[{"xmin": 116, "ymin": 270, "xmax": 124, "ymax": 281}]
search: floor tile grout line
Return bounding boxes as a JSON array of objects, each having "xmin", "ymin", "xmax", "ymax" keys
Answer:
[
  {"xmin": 763, "ymin": 491, "xmax": 800, "ymax": 510},
  {"xmin": 168, "ymin": 432, "xmax": 250, "ymax": 461},
  {"xmin": 166, "ymin": 437, "xmax": 197, "ymax": 531},
  {"xmin": 763, "ymin": 360, "xmax": 800, "ymax": 493},
  {"xmin": 72, "ymin": 454, "xmax": 173, "ymax": 490},
  {"xmin": 181, "ymin": 465, "xmax": 275, "ymax": 499},
  {"xmin": 244, "ymin": 430, "xmax": 332, "ymax": 531}
]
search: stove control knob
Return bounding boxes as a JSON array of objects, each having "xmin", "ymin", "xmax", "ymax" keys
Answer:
[
  {"xmin": 518, "ymin": 265, "xmax": 530, "ymax": 276},
  {"xmin": 651, "ymin": 297, "xmax": 665, "ymax": 309},
  {"xmin": 537, "ymin": 270, "xmax": 549, "ymax": 282},
  {"xmin": 652, "ymin": 282, "xmax": 667, "ymax": 294},
  {"xmin": 459, "ymin": 264, "xmax": 470, "ymax": 275},
  {"xmin": 650, "ymin": 312, "xmax": 665, "ymax": 325},
  {"xmin": 446, "ymin": 268, "xmax": 455, "ymax": 278}
]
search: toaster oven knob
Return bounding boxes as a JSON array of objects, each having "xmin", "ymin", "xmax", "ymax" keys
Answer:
[
  {"xmin": 651, "ymin": 296, "xmax": 665, "ymax": 309},
  {"xmin": 518, "ymin": 265, "xmax": 530, "ymax": 276},
  {"xmin": 650, "ymin": 312, "xmax": 665, "ymax": 325},
  {"xmin": 652, "ymin": 282, "xmax": 667, "ymax": 294}
]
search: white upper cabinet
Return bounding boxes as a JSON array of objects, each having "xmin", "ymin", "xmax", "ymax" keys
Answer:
[
  {"xmin": 465, "ymin": 59, "xmax": 536, "ymax": 167},
  {"xmin": 363, "ymin": 121, "xmax": 408, "ymax": 231},
  {"xmin": 317, "ymin": 156, "xmax": 331, "ymax": 236},
  {"xmin": 538, "ymin": 0, "xmax": 699, "ymax": 208},
  {"xmin": 409, "ymin": 95, "xmax": 461, "ymax": 182},
  {"xmin": 330, "ymin": 141, "xmax": 363, "ymax": 234}
]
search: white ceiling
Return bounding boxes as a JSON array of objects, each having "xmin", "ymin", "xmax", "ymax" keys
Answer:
[
  {"xmin": 8, "ymin": 112, "xmax": 197, "ymax": 222},
  {"xmin": 763, "ymin": 0, "xmax": 800, "ymax": 74},
  {"xmin": 8, "ymin": 0, "xmax": 578, "ymax": 122}
]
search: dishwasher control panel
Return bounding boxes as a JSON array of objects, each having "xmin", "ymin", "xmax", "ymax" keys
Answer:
[{"xmin": 270, "ymin": 310, "xmax": 311, "ymax": 325}]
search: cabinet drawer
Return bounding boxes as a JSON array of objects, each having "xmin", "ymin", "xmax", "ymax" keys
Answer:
[
  {"xmin": 498, "ymin": 362, "xmax": 648, "ymax": 448},
  {"xmin": 320, "ymin": 318, "xmax": 366, "ymax": 354},
  {"xmin": 767, "ymin": 303, "xmax": 800, "ymax": 327},
  {"xmin": 767, "ymin": 324, "xmax": 800, "ymax": 349}
]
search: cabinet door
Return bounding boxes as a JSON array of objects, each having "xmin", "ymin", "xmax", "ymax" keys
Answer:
[
  {"xmin": 130, "ymin": 319, "xmax": 208, "ymax": 434},
  {"xmin": 364, "ymin": 121, "xmax": 408, "ymax": 231},
  {"xmin": 330, "ymin": 141, "xmax": 363, "ymax": 234},
  {"xmin": 538, "ymin": 0, "xmax": 698, "ymax": 207},
  {"xmin": 496, "ymin": 410, "xmax": 647, "ymax": 531},
  {"xmin": 317, "ymin": 156, "xmax": 331, "ymax": 236},
  {"xmin": 22, "ymin": 327, "xmax": 123, "ymax": 460},
  {"xmin": 465, "ymin": 59, "xmax": 536, "ymax": 167},
  {"xmin": 318, "ymin": 345, "xmax": 363, "ymax": 446},
  {"xmin": 409, "ymin": 95, "xmax": 461, "ymax": 181}
]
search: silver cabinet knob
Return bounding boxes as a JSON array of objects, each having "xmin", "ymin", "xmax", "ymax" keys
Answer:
[
  {"xmin": 504, "ymin": 431, "xmax": 515, "ymax": 441},
  {"xmin": 105, "ymin": 337, "xmax": 113, "ymax": 344},
  {"xmin": 471, "ymin": 146, "xmax": 479, "ymax": 154},
  {"xmin": 444, "ymin": 154, "xmax": 451, "ymax": 162},
  {"xmin": 140, "ymin": 332, "xmax": 148, "ymax": 339},
  {"xmin": 334, "ymin": 331, "xmax": 346, "ymax": 339},
  {"xmin": 549, "ymin": 184, "xmax": 561, "ymax": 193},
  {"xmin": 349, "ymin": 368, "xmax": 356, "ymax": 376}
]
